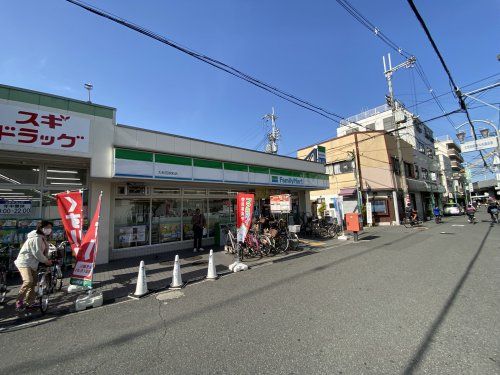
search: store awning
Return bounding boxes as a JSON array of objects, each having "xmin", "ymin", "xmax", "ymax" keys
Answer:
[{"xmin": 339, "ymin": 188, "xmax": 357, "ymax": 196}]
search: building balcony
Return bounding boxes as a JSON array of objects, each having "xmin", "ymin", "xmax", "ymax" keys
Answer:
[{"xmin": 450, "ymin": 160, "xmax": 463, "ymax": 170}]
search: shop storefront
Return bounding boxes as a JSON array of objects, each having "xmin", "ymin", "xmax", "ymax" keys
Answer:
[{"xmin": 0, "ymin": 83, "xmax": 328, "ymax": 264}]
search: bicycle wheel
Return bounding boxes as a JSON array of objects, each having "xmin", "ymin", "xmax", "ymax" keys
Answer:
[
  {"xmin": 0, "ymin": 268, "xmax": 7, "ymax": 304},
  {"xmin": 327, "ymin": 225, "xmax": 337, "ymax": 238},
  {"xmin": 258, "ymin": 235, "xmax": 272, "ymax": 256},
  {"xmin": 288, "ymin": 233, "xmax": 299, "ymax": 251},
  {"xmin": 56, "ymin": 276, "xmax": 63, "ymax": 291},
  {"xmin": 38, "ymin": 280, "xmax": 50, "ymax": 315},
  {"xmin": 275, "ymin": 235, "xmax": 289, "ymax": 253}
]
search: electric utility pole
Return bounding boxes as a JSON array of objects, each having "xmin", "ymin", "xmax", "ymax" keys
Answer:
[
  {"xmin": 263, "ymin": 107, "xmax": 280, "ymax": 154},
  {"xmin": 383, "ymin": 53, "xmax": 416, "ymax": 211}
]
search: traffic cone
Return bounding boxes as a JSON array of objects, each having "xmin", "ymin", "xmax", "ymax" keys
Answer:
[
  {"xmin": 206, "ymin": 249, "xmax": 217, "ymax": 280},
  {"xmin": 133, "ymin": 260, "xmax": 148, "ymax": 297},
  {"xmin": 170, "ymin": 254, "xmax": 183, "ymax": 289}
]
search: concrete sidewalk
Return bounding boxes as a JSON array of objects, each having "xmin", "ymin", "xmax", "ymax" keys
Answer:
[
  {"xmin": 0, "ymin": 218, "xmax": 453, "ymax": 326},
  {"xmin": 0, "ymin": 237, "xmax": 338, "ymax": 324}
]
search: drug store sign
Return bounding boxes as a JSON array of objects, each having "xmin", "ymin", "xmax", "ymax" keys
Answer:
[{"xmin": 0, "ymin": 102, "xmax": 90, "ymax": 153}]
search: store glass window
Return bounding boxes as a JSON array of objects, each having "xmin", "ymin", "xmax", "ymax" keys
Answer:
[
  {"xmin": 151, "ymin": 198, "xmax": 181, "ymax": 244},
  {"xmin": 208, "ymin": 198, "xmax": 234, "ymax": 237},
  {"xmin": 114, "ymin": 199, "xmax": 150, "ymax": 249},
  {"xmin": 182, "ymin": 198, "xmax": 206, "ymax": 240},
  {"xmin": 45, "ymin": 166, "xmax": 87, "ymax": 188},
  {"xmin": 183, "ymin": 189, "xmax": 207, "ymax": 196},
  {"xmin": 372, "ymin": 200, "xmax": 388, "ymax": 215},
  {"xmin": 0, "ymin": 189, "xmax": 42, "ymax": 245},
  {"xmin": 42, "ymin": 189, "xmax": 89, "ymax": 241},
  {"xmin": 0, "ymin": 164, "xmax": 39, "ymax": 185},
  {"xmin": 153, "ymin": 188, "xmax": 180, "ymax": 195}
]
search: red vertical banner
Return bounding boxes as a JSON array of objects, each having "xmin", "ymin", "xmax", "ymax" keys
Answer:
[
  {"xmin": 236, "ymin": 193, "xmax": 254, "ymax": 243},
  {"xmin": 56, "ymin": 191, "xmax": 83, "ymax": 256},
  {"xmin": 70, "ymin": 193, "xmax": 102, "ymax": 288}
]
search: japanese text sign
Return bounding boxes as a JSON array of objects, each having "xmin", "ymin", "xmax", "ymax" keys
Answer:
[
  {"xmin": 70, "ymin": 193, "xmax": 102, "ymax": 288},
  {"xmin": 270, "ymin": 194, "xmax": 291, "ymax": 213},
  {"xmin": 56, "ymin": 191, "xmax": 83, "ymax": 256},
  {"xmin": 236, "ymin": 193, "xmax": 254, "ymax": 243},
  {"xmin": 0, "ymin": 102, "xmax": 90, "ymax": 153}
]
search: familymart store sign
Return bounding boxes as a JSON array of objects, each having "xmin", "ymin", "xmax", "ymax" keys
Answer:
[{"xmin": 114, "ymin": 148, "xmax": 328, "ymax": 189}]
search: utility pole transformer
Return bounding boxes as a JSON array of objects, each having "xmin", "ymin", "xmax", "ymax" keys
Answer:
[
  {"xmin": 263, "ymin": 107, "xmax": 280, "ymax": 154},
  {"xmin": 383, "ymin": 53, "xmax": 416, "ymax": 213}
]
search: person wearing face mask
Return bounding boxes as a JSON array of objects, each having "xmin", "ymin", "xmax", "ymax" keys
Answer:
[{"xmin": 14, "ymin": 220, "xmax": 53, "ymax": 310}]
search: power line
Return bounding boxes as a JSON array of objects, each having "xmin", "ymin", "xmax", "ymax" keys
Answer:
[
  {"xmin": 406, "ymin": 0, "xmax": 488, "ymax": 169},
  {"xmin": 65, "ymin": 0, "xmax": 375, "ymax": 135},
  {"xmin": 405, "ymin": 72, "xmax": 500, "ymax": 110},
  {"xmin": 333, "ymin": 0, "xmax": 457, "ymax": 129}
]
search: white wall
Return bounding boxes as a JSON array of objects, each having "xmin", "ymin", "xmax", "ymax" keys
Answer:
[{"xmin": 114, "ymin": 125, "xmax": 325, "ymax": 174}]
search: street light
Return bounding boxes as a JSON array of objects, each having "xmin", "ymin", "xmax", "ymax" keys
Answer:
[
  {"xmin": 479, "ymin": 128, "xmax": 490, "ymax": 138},
  {"xmin": 456, "ymin": 131, "xmax": 466, "ymax": 143},
  {"xmin": 84, "ymin": 82, "xmax": 93, "ymax": 103}
]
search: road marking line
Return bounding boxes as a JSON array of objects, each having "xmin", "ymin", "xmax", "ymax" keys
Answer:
[{"xmin": 452, "ymin": 224, "xmax": 465, "ymax": 227}]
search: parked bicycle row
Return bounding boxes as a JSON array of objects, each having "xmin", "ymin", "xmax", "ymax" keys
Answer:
[{"xmin": 224, "ymin": 219, "xmax": 300, "ymax": 259}]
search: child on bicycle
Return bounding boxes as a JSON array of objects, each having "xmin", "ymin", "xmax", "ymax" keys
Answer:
[{"xmin": 14, "ymin": 220, "xmax": 53, "ymax": 311}]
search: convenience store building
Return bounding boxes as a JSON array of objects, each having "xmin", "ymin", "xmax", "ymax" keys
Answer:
[{"xmin": 0, "ymin": 84, "xmax": 328, "ymax": 264}]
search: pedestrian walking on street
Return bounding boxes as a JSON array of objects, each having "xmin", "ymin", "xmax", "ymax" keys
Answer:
[
  {"xmin": 192, "ymin": 208, "xmax": 206, "ymax": 253},
  {"xmin": 14, "ymin": 220, "xmax": 53, "ymax": 311}
]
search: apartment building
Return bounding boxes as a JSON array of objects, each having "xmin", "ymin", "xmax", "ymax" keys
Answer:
[
  {"xmin": 300, "ymin": 104, "xmax": 445, "ymax": 224},
  {"xmin": 435, "ymin": 136, "xmax": 465, "ymax": 202},
  {"xmin": 299, "ymin": 131, "xmax": 424, "ymax": 225}
]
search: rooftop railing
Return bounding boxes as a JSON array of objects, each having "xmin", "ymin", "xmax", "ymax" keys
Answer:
[{"xmin": 339, "ymin": 104, "xmax": 391, "ymax": 126}]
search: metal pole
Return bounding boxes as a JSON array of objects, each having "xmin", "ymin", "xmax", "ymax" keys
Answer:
[
  {"xmin": 350, "ymin": 150, "xmax": 362, "ymax": 214},
  {"xmin": 383, "ymin": 54, "xmax": 414, "ymax": 213}
]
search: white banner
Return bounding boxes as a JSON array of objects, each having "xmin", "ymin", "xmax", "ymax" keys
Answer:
[
  {"xmin": 460, "ymin": 137, "xmax": 498, "ymax": 153},
  {"xmin": 0, "ymin": 102, "xmax": 90, "ymax": 153}
]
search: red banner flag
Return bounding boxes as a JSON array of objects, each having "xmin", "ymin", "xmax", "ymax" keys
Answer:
[
  {"xmin": 56, "ymin": 191, "xmax": 83, "ymax": 256},
  {"xmin": 237, "ymin": 193, "xmax": 254, "ymax": 243},
  {"xmin": 70, "ymin": 193, "xmax": 102, "ymax": 288}
]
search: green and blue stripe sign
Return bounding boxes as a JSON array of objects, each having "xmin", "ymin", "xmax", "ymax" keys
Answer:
[{"xmin": 114, "ymin": 148, "xmax": 328, "ymax": 189}]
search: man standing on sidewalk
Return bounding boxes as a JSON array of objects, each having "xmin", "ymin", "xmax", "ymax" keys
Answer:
[{"xmin": 192, "ymin": 208, "xmax": 206, "ymax": 253}]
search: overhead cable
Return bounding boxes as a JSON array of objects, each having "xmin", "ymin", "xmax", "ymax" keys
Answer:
[{"xmin": 65, "ymin": 0, "xmax": 376, "ymax": 133}]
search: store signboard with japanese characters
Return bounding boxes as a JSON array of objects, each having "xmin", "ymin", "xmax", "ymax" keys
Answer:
[{"xmin": 0, "ymin": 102, "xmax": 90, "ymax": 154}]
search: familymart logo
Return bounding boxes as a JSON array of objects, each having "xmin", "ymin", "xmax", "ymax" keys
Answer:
[{"xmin": 271, "ymin": 175, "xmax": 304, "ymax": 186}]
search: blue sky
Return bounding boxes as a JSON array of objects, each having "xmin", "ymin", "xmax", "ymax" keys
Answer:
[{"xmin": 2, "ymin": 1, "xmax": 499, "ymax": 178}]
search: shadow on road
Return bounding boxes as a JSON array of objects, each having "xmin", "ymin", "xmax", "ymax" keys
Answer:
[
  {"xmin": 1, "ymin": 229, "xmax": 423, "ymax": 373},
  {"xmin": 402, "ymin": 225, "xmax": 492, "ymax": 375}
]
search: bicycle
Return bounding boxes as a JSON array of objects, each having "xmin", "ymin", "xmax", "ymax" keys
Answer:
[
  {"xmin": 0, "ymin": 246, "xmax": 9, "ymax": 304},
  {"xmin": 34, "ymin": 241, "xmax": 67, "ymax": 314},
  {"xmin": 286, "ymin": 227, "xmax": 301, "ymax": 251}
]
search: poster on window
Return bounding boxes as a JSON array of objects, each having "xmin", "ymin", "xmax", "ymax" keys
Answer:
[
  {"xmin": 118, "ymin": 225, "xmax": 147, "ymax": 245},
  {"xmin": 236, "ymin": 193, "xmax": 254, "ymax": 243},
  {"xmin": 270, "ymin": 194, "xmax": 291, "ymax": 213}
]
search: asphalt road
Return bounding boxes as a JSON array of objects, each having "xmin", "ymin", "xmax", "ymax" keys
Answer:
[{"xmin": 1, "ymin": 211, "xmax": 498, "ymax": 374}]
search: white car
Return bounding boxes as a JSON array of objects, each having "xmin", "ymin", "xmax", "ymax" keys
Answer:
[{"xmin": 443, "ymin": 203, "xmax": 461, "ymax": 216}]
